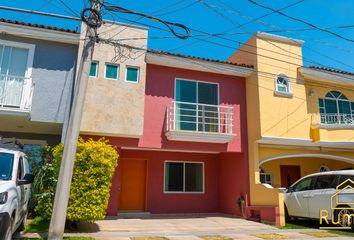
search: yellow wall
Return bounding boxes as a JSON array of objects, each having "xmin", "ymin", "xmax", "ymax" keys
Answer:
[{"xmin": 228, "ymin": 32, "xmax": 354, "ymax": 226}]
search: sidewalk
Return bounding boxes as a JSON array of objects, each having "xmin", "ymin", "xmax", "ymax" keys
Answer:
[{"xmin": 17, "ymin": 215, "xmax": 353, "ymax": 239}]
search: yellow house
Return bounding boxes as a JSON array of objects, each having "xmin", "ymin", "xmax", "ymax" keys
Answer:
[{"xmin": 228, "ymin": 32, "xmax": 354, "ymax": 225}]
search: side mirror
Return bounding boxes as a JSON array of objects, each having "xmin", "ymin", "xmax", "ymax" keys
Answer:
[
  {"xmin": 18, "ymin": 173, "xmax": 34, "ymax": 185},
  {"xmin": 287, "ymin": 186, "xmax": 294, "ymax": 193}
]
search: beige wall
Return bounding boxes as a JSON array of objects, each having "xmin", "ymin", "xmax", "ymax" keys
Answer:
[{"xmin": 79, "ymin": 22, "xmax": 148, "ymax": 137}]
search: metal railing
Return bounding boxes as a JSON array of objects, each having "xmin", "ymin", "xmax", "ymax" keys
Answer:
[
  {"xmin": 320, "ymin": 113, "xmax": 354, "ymax": 125},
  {"xmin": 166, "ymin": 101, "xmax": 234, "ymax": 134},
  {"xmin": 0, "ymin": 74, "xmax": 33, "ymax": 111}
]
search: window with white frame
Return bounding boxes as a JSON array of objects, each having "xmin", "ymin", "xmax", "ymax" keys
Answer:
[
  {"xmin": 260, "ymin": 168, "xmax": 272, "ymax": 185},
  {"xmin": 0, "ymin": 40, "xmax": 35, "ymax": 108},
  {"xmin": 105, "ymin": 63, "xmax": 119, "ymax": 80},
  {"xmin": 275, "ymin": 74, "xmax": 291, "ymax": 94},
  {"xmin": 125, "ymin": 66, "xmax": 139, "ymax": 83},
  {"xmin": 319, "ymin": 91, "xmax": 354, "ymax": 124},
  {"xmin": 164, "ymin": 161, "xmax": 204, "ymax": 193},
  {"xmin": 89, "ymin": 61, "xmax": 98, "ymax": 77}
]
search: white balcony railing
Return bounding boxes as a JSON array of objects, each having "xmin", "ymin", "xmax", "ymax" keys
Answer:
[
  {"xmin": 320, "ymin": 113, "xmax": 354, "ymax": 125},
  {"xmin": 165, "ymin": 101, "xmax": 235, "ymax": 143},
  {"xmin": 0, "ymin": 74, "xmax": 33, "ymax": 112}
]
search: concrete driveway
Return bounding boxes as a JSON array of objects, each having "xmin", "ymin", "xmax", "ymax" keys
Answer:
[
  {"xmin": 72, "ymin": 215, "xmax": 352, "ymax": 240},
  {"xmin": 19, "ymin": 215, "xmax": 353, "ymax": 239}
]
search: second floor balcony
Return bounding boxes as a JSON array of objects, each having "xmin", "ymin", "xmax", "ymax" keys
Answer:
[
  {"xmin": 166, "ymin": 101, "xmax": 235, "ymax": 143},
  {"xmin": 320, "ymin": 113, "xmax": 354, "ymax": 126},
  {"xmin": 0, "ymin": 74, "xmax": 33, "ymax": 114}
]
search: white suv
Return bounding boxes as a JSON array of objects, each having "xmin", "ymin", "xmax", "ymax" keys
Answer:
[
  {"xmin": 284, "ymin": 170, "xmax": 354, "ymax": 228},
  {"xmin": 0, "ymin": 146, "xmax": 34, "ymax": 240}
]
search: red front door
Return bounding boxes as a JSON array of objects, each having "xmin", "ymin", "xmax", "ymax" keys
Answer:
[{"xmin": 280, "ymin": 165, "xmax": 301, "ymax": 188}]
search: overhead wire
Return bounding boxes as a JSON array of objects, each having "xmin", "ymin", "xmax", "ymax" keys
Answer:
[
  {"xmin": 247, "ymin": 0, "xmax": 354, "ymax": 43},
  {"xmin": 103, "ymin": 10, "xmax": 354, "ymax": 82}
]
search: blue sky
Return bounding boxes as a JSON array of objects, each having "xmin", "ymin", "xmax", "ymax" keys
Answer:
[{"xmin": 1, "ymin": 0, "xmax": 353, "ymax": 72}]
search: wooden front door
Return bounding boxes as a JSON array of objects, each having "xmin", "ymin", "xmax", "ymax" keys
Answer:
[
  {"xmin": 280, "ymin": 165, "xmax": 301, "ymax": 188},
  {"xmin": 119, "ymin": 159, "xmax": 146, "ymax": 211}
]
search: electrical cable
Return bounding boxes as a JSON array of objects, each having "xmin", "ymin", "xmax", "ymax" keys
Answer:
[
  {"xmin": 247, "ymin": 0, "xmax": 354, "ymax": 43},
  {"xmin": 103, "ymin": 3, "xmax": 190, "ymax": 39}
]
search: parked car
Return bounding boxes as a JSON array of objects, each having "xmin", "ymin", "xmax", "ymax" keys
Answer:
[
  {"xmin": 0, "ymin": 144, "xmax": 34, "ymax": 240},
  {"xmin": 284, "ymin": 170, "xmax": 354, "ymax": 228}
]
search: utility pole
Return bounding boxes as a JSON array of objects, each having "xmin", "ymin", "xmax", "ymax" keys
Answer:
[{"xmin": 48, "ymin": 1, "xmax": 102, "ymax": 239}]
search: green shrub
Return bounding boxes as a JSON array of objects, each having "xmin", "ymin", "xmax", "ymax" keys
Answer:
[
  {"xmin": 55, "ymin": 138, "xmax": 118, "ymax": 223},
  {"xmin": 32, "ymin": 146, "xmax": 61, "ymax": 220},
  {"xmin": 33, "ymin": 138, "xmax": 118, "ymax": 223}
]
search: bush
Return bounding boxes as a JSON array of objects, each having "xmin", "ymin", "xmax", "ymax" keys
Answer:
[
  {"xmin": 33, "ymin": 138, "xmax": 118, "ymax": 223},
  {"xmin": 32, "ymin": 146, "xmax": 61, "ymax": 220}
]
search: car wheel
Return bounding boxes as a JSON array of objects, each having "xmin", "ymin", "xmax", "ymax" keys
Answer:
[
  {"xmin": 4, "ymin": 217, "xmax": 13, "ymax": 240},
  {"xmin": 334, "ymin": 206, "xmax": 354, "ymax": 229}
]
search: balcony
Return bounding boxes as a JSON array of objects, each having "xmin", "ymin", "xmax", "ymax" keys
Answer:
[
  {"xmin": 165, "ymin": 101, "xmax": 235, "ymax": 143},
  {"xmin": 0, "ymin": 74, "xmax": 33, "ymax": 115},
  {"xmin": 320, "ymin": 113, "xmax": 354, "ymax": 127}
]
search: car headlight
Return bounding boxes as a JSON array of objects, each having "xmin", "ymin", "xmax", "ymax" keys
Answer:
[{"xmin": 0, "ymin": 192, "xmax": 8, "ymax": 204}]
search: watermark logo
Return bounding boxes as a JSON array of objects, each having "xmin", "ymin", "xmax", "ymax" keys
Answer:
[{"xmin": 319, "ymin": 178, "xmax": 354, "ymax": 230}]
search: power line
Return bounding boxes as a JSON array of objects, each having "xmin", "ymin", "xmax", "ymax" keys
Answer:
[
  {"xmin": 213, "ymin": 0, "xmax": 354, "ymax": 71},
  {"xmin": 103, "ymin": 3, "xmax": 190, "ymax": 39},
  {"xmin": 106, "ymin": 11, "xmax": 354, "ymax": 81},
  {"xmin": 247, "ymin": 0, "xmax": 354, "ymax": 43},
  {"xmin": 57, "ymin": 0, "xmax": 80, "ymax": 17}
]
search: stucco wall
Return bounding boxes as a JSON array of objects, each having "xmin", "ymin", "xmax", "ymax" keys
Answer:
[
  {"xmin": 0, "ymin": 34, "xmax": 78, "ymax": 124},
  {"xmin": 80, "ymin": 23, "xmax": 148, "ymax": 138},
  {"xmin": 140, "ymin": 64, "xmax": 248, "ymax": 153},
  {"xmin": 107, "ymin": 149, "xmax": 219, "ymax": 215}
]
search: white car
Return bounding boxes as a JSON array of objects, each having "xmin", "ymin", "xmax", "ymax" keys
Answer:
[
  {"xmin": 284, "ymin": 170, "xmax": 354, "ymax": 228},
  {"xmin": 0, "ymin": 145, "xmax": 34, "ymax": 240}
]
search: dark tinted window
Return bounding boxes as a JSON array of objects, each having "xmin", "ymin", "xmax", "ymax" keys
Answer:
[
  {"xmin": 165, "ymin": 162, "xmax": 184, "ymax": 192},
  {"xmin": 314, "ymin": 175, "xmax": 337, "ymax": 189},
  {"xmin": 17, "ymin": 157, "xmax": 24, "ymax": 180},
  {"xmin": 293, "ymin": 177, "xmax": 315, "ymax": 192},
  {"xmin": 338, "ymin": 175, "xmax": 354, "ymax": 189},
  {"xmin": 0, "ymin": 152, "xmax": 14, "ymax": 180}
]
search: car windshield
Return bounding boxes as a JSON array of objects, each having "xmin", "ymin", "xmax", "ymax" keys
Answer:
[{"xmin": 0, "ymin": 152, "xmax": 14, "ymax": 180}]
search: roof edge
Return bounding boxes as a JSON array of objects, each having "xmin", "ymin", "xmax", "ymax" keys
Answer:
[{"xmin": 256, "ymin": 31, "xmax": 304, "ymax": 46}]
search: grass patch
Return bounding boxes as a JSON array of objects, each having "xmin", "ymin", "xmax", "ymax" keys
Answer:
[
  {"xmin": 276, "ymin": 223, "xmax": 308, "ymax": 230},
  {"xmin": 301, "ymin": 232, "xmax": 339, "ymax": 238},
  {"xmin": 200, "ymin": 236, "xmax": 233, "ymax": 240},
  {"xmin": 130, "ymin": 237, "xmax": 169, "ymax": 240},
  {"xmin": 24, "ymin": 217, "xmax": 49, "ymax": 233},
  {"xmin": 253, "ymin": 233, "xmax": 288, "ymax": 239}
]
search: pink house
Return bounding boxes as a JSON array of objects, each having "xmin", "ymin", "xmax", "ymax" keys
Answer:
[{"xmin": 81, "ymin": 43, "xmax": 254, "ymax": 217}]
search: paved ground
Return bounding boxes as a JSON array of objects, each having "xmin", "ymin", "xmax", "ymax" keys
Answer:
[{"xmin": 19, "ymin": 215, "xmax": 353, "ymax": 239}]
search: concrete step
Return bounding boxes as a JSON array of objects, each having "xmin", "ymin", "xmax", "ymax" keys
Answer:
[{"xmin": 117, "ymin": 211, "xmax": 151, "ymax": 219}]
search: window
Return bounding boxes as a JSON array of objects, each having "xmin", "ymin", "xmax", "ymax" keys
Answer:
[
  {"xmin": 175, "ymin": 79, "xmax": 219, "ymax": 132},
  {"xmin": 89, "ymin": 61, "xmax": 98, "ymax": 77},
  {"xmin": 126, "ymin": 66, "xmax": 139, "ymax": 83},
  {"xmin": 0, "ymin": 41, "xmax": 34, "ymax": 107},
  {"xmin": 319, "ymin": 91, "xmax": 354, "ymax": 124},
  {"xmin": 17, "ymin": 157, "xmax": 24, "ymax": 180},
  {"xmin": 0, "ymin": 152, "xmax": 14, "ymax": 180},
  {"xmin": 164, "ymin": 161, "xmax": 204, "ymax": 193},
  {"xmin": 338, "ymin": 175, "xmax": 354, "ymax": 189},
  {"xmin": 259, "ymin": 169, "xmax": 272, "ymax": 185},
  {"xmin": 105, "ymin": 64, "xmax": 119, "ymax": 80},
  {"xmin": 293, "ymin": 177, "xmax": 315, "ymax": 192},
  {"xmin": 275, "ymin": 74, "xmax": 291, "ymax": 95},
  {"xmin": 314, "ymin": 175, "xmax": 338, "ymax": 189}
]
